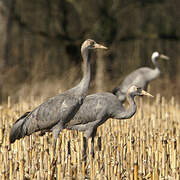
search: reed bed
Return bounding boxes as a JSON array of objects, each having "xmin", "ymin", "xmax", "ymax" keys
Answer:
[{"xmin": 0, "ymin": 95, "xmax": 179, "ymax": 179}]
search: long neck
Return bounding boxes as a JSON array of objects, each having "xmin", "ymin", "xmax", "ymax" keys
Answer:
[
  {"xmin": 80, "ymin": 48, "xmax": 91, "ymax": 95},
  {"xmin": 152, "ymin": 57, "xmax": 161, "ymax": 77},
  {"xmin": 114, "ymin": 94, "xmax": 137, "ymax": 119},
  {"xmin": 70, "ymin": 47, "xmax": 91, "ymax": 98}
]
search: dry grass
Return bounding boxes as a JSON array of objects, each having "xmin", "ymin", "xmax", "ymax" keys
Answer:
[{"xmin": 0, "ymin": 95, "xmax": 179, "ymax": 179}]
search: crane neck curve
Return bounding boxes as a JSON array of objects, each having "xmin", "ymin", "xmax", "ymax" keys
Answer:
[
  {"xmin": 114, "ymin": 93, "xmax": 137, "ymax": 119},
  {"xmin": 125, "ymin": 94, "xmax": 137, "ymax": 118},
  {"xmin": 151, "ymin": 57, "xmax": 161, "ymax": 79},
  {"xmin": 152, "ymin": 57, "xmax": 160, "ymax": 71},
  {"xmin": 71, "ymin": 47, "xmax": 91, "ymax": 98}
]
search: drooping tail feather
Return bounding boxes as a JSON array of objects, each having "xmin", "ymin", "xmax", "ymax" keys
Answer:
[{"xmin": 9, "ymin": 111, "xmax": 30, "ymax": 143}]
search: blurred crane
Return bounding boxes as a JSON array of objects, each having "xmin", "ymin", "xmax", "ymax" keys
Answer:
[
  {"xmin": 9, "ymin": 39, "xmax": 107, "ymax": 152},
  {"xmin": 112, "ymin": 52, "xmax": 169, "ymax": 103}
]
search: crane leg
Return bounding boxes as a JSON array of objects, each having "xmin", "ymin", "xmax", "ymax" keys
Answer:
[
  {"xmin": 52, "ymin": 124, "xmax": 63, "ymax": 155},
  {"xmin": 83, "ymin": 127, "xmax": 98, "ymax": 160},
  {"xmin": 82, "ymin": 136, "xmax": 87, "ymax": 161},
  {"xmin": 50, "ymin": 125, "xmax": 63, "ymax": 167},
  {"xmin": 83, "ymin": 110, "xmax": 105, "ymax": 157},
  {"xmin": 90, "ymin": 128, "xmax": 97, "ymax": 158}
]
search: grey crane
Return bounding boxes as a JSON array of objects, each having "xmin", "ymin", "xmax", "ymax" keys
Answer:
[
  {"xmin": 9, "ymin": 39, "xmax": 107, "ymax": 151},
  {"xmin": 65, "ymin": 85, "xmax": 153, "ymax": 156},
  {"xmin": 112, "ymin": 52, "xmax": 169, "ymax": 103}
]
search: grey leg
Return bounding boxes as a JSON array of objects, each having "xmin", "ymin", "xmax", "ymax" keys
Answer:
[
  {"xmin": 84, "ymin": 127, "xmax": 98, "ymax": 159},
  {"xmin": 90, "ymin": 128, "xmax": 97, "ymax": 158},
  {"xmin": 50, "ymin": 125, "xmax": 63, "ymax": 168},
  {"xmin": 52, "ymin": 125, "xmax": 63, "ymax": 155},
  {"xmin": 82, "ymin": 136, "xmax": 87, "ymax": 161}
]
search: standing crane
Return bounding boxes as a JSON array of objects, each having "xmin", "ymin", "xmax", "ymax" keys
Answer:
[
  {"xmin": 112, "ymin": 52, "xmax": 169, "ymax": 103},
  {"xmin": 9, "ymin": 39, "xmax": 107, "ymax": 151},
  {"xmin": 65, "ymin": 85, "xmax": 153, "ymax": 156}
]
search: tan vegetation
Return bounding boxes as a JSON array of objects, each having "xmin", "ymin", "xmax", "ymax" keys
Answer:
[
  {"xmin": 0, "ymin": 1, "xmax": 179, "ymax": 179},
  {"xmin": 0, "ymin": 94, "xmax": 179, "ymax": 179}
]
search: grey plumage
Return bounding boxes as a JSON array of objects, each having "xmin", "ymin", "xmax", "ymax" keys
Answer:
[
  {"xmin": 9, "ymin": 39, "xmax": 107, "ymax": 149},
  {"xmin": 112, "ymin": 52, "xmax": 169, "ymax": 103},
  {"xmin": 9, "ymin": 111, "xmax": 30, "ymax": 143},
  {"xmin": 65, "ymin": 85, "xmax": 153, "ymax": 155}
]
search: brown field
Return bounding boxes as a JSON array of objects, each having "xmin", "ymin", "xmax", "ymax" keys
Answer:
[{"xmin": 0, "ymin": 95, "xmax": 179, "ymax": 180}]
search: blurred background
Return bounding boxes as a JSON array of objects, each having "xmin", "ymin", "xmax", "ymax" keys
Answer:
[{"xmin": 0, "ymin": 0, "xmax": 179, "ymax": 103}]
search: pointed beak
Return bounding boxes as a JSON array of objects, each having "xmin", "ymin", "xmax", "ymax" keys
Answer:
[
  {"xmin": 94, "ymin": 43, "xmax": 108, "ymax": 50},
  {"xmin": 160, "ymin": 54, "xmax": 169, "ymax": 60},
  {"xmin": 141, "ymin": 90, "xmax": 154, "ymax": 97}
]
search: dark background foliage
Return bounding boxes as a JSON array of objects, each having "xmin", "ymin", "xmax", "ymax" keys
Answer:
[{"xmin": 0, "ymin": 0, "xmax": 179, "ymax": 102}]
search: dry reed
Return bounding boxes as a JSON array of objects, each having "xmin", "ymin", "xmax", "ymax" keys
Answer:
[{"xmin": 0, "ymin": 95, "xmax": 179, "ymax": 179}]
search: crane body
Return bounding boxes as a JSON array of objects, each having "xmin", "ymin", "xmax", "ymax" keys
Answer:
[{"xmin": 112, "ymin": 52, "xmax": 169, "ymax": 103}]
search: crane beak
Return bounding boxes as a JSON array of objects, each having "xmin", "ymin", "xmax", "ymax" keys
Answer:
[
  {"xmin": 141, "ymin": 90, "xmax": 154, "ymax": 97},
  {"xmin": 160, "ymin": 54, "xmax": 169, "ymax": 60},
  {"xmin": 94, "ymin": 43, "xmax": 108, "ymax": 50}
]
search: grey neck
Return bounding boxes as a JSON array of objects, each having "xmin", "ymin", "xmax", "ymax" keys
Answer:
[
  {"xmin": 69, "ymin": 47, "xmax": 91, "ymax": 98},
  {"xmin": 125, "ymin": 94, "xmax": 137, "ymax": 118},
  {"xmin": 114, "ymin": 94, "xmax": 137, "ymax": 119},
  {"xmin": 78, "ymin": 48, "xmax": 91, "ymax": 97}
]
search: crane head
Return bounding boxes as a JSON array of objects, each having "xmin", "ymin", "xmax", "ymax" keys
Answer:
[
  {"xmin": 81, "ymin": 39, "xmax": 107, "ymax": 52},
  {"xmin": 152, "ymin": 51, "xmax": 169, "ymax": 61},
  {"xmin": 152, "ymin": 52, "xmax": 159, "ymax": 60},
  {"xmin": 128, "ymin": 85, "xmax": 154, "ymax": 97}
]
